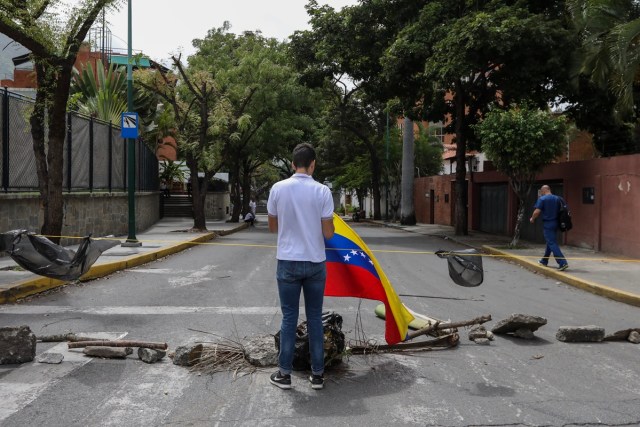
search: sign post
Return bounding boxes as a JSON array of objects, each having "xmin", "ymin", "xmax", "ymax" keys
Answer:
[{"xmin": 121, "ymin": 0, "xmax": 141, "ymax": 247}]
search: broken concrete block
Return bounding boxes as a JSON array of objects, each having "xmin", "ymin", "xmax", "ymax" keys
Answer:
[
  {"xmin": 0, "ymin": 325, "xmax": 37, "ymax": 364},
  {"xmin": 83, "ymin": 346, "xmax": 133, "ymax": 358},
  {"xmin": 171, "ymin": 343, "xmax": 203, "ymax": 366},
  {"xmin": 474, "ymin": 338, "xmax": 491, "ymax": 345},
  {"xmin": 556, "ymin": 326, "xmax": 605, "ymax": 342},
  {"xmin": 604, "ymin": 328, "xmax": 640, "ymax": 341},
  {"xmin": 138, "ymin": 347, "xmax": 167, "ymax": 363},
  {"xmin": 36, "ymin": 353, "xmax": 64, "ymax": 364},
  {"xmin": 491, "ymin": 314, "xmax": 547, "ymax": 335},
  {"xmin": 628, "ymin": 331, "xmax": 640, "ymax": 344},
  {"xmin": 243, "ymin": 335, "xmax": 278, "ymax": 367},
  {"xmin": 468, "ymin": 326, "xmax": 487, "ymax": 341},
  {"xmin": 513, "ymin": 328, "xmax": 535, "ymax": 340}
]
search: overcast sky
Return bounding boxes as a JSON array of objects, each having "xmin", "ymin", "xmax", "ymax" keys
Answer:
[{"xmin": 104, "ymin": 0, "xmax": 358, "ymax": 63}]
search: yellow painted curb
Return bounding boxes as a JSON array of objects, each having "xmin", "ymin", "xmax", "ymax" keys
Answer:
[
  {"xmin": 482, "ymin": 245, "xmax": 640, "ymax": 308},
  {"xmin": 0, "ymin": 225, "xmax": 245, "ymax": 304}
]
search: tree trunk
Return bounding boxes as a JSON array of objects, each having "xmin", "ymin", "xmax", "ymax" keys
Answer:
[
  {"xmin": 369, "ymin": 150, "xmax": 382, "ymax": 220},
  {"xmin": 230, "ymin": 161, "xmax": 242, "ymax": 222},
  {"xmin": 37, "ymin": 60, "xmax": 72, "ymax": 244},
  {"xmin": 400, "ymin": 117, "xmax": 416, "ymax": 225},
  {"xmin": 509, "ymin": 177, "xmax": 534, "ymax": 248},
  {"xmin": 510, "ymin": 198, "xmax": 525, "ymax": 248},
  {"xmin": 241, "ymin": 160, "xmax": 251, "ymax": 215},
  {"xmin": 187, "ymin": 154, "xmax": 206, "ymax": 230},
  {"xmin": 454, "ymin": 81, "xmax": 468, "ymax": 236}
]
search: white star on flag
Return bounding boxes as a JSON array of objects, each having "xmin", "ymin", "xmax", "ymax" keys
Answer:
[
  {"xmin": 343, "ymin": 253, "xmax": 351, "ymax": 262},
  {"xmin": 350, "ymin": 250, "xmax": 358, "ymax": 255}
]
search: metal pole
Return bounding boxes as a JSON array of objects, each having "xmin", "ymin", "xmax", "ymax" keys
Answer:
[
  {"xmin": 123, "ymin": 0, "xmax": 140, "ymax": 246},
  {"xmin": 2, "ymin": 88, "xmax": 9, "ymax": 192},
  {"xmin": 385, "ymin": 109, "xmax": 390, "ymax": 220}
]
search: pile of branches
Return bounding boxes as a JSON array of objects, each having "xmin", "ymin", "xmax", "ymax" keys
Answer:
[{"xmin": 188, "ymin": 338, "xmax": 256, "ymax": 377}]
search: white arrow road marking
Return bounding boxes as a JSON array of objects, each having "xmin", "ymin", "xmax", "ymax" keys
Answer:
[{"xmin": 0, "ymin": 332, "xmax": 127, "ymax": 422}]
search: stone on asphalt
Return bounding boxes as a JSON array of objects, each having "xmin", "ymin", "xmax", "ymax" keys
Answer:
[
  {"xmin": 628, "ymin": 331, "xmax": 640, "ymax": 344},
  {"xmin": 513, "ymin": 328, "xmax": 535, "ymax": 340},
  {"xmin": 171, "ymin": 343, "xmax": 203, "ymax": 366},
  {"xmin": 491, "ymin": 314, "xmax": 547, "ymax": 335},
  {"xmin": 138, "ymin": 347, "xmax": 167, "ymax": 363},
  {"xmin": 603, "ymin": 328, "xmax": 640, "ymax": 341},
  {"xmin": 83, "ymin": 346, "xmax": 133, "ymax": 358},
  {"xmin": 474, "ymin": 338, "xmax": 491, "ymax": 345},
  {"xmin": 468, "ymin": 326, "xmax": 488, "ymax": 341},
  {"xmin": 0, "ymin": 325, "xmax": 37, "ymax": 364},
  {"xmin": 556, "ymin": 326, "xmax": 605, "ymax": 342},
  {"xmin": 36, "ymin": 353, "xmax": 64, "ymax": 364},
  {"xmin": 243, "ymin": 335, "xmax": 278, "ymax": 367}
]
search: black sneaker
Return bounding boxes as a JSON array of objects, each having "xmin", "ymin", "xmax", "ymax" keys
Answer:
[
  {"xmin": 538, "ymin": 260, "xmax": 548, "ymax": 267},
  {"xmin": 558, "ymin": 264, "xmax": 569, "ymax": 271},
  {"xmin": 270, "ymin": 371, "xmax": 291, "ymax": 390},
  {"xmin": 309, "ymin": 374, "xmax": 324, "ymax": 390}
]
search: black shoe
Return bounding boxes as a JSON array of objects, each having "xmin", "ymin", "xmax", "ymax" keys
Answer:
[
  {"xmin": 309, "ymin": 374, "xmax": 324, "ymax": 390},
  {"xmin": 558, "ymin": 264, "xmax": 569, "ymax": 271},
  {"xmin": 270, "ymin": 371, "xmax": 291, "ymax": 390},
  {"xmin": 538, "ymin": 260, "xmax": 548, "ymax": 267}
]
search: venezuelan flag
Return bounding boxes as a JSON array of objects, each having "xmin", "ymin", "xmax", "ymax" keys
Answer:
[{"xmin": 324, "ymin": 214, "xmax": 414, "ymax": 345}]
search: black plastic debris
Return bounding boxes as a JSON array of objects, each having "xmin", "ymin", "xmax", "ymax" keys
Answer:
[
  {"xmin": 274, "ymin": 311, "xmax": 346, "ymax": 371},
  {"xmin": 0, "ymin": 230, "xmax": 119, "ymax": 281},
  {"xmin": 436, "ymin": 249, "xmax": 484, "ymax": 287}
]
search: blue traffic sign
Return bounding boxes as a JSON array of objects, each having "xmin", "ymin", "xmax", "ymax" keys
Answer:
[{"xmin": 121, "ymin": 112, "xmax": 139, "ymax": 139}]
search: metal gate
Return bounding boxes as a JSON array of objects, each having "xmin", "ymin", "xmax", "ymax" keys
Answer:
[
  {"xmin": 478, "ymin": 183, "xmax": 508, "ymax": 235},
  {"xmin": 520, "ymin": 183, "xmax": 564, "ymax": 243}
]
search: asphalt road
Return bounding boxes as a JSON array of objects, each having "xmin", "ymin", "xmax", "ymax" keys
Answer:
[{"xmin": 1, "ymin": 222, "xmax": 639, "ymax": 426}]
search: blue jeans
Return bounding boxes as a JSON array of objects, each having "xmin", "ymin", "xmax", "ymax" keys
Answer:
[
  {"xmin": 542, "ymin": 223, "xmax": 567, "ymax": 267},
  {"xmin": 276, "ymin": 260, "xmax": 326, "ymax": 376}
]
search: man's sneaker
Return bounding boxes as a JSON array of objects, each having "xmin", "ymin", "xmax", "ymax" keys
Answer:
[
  {"xmin": 309, "ymin": 374, "xmax": 324, "ymax": 390},
  {"xmin": 538, "ymin": 260, "xmax": 548, "ymax": 267},
  {"xmin": 270, "ymin": 371, "xmax": 291, "ymax": 390},
  {"xmin": 558, "ymin": 264, "xmax": 569, "ymax": 271}
]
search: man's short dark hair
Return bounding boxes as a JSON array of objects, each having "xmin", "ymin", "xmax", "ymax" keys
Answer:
[{"xmin": 292, "ymin": 143, "xmax": 316, "ymax": 169}]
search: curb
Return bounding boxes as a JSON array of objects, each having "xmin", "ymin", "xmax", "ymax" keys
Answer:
[
  {"xmin": 0, "ymin": 223, "xmax": 248, "ymax": 304},
  {"xmin": 482, "ymin": 245, "xmax": 640, "ymax": 308}
]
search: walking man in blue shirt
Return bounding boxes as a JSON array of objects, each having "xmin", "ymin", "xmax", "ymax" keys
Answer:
[{"xmin": 529, "ymin": 185, "xmax": 569, "ymax": 271}]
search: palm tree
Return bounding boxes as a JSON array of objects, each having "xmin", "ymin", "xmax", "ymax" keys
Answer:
[
  {"xmin": 569, "ymin": 0, "xmax": 640, "ymax": 119},
  {"xmin": 70, "ymin": 59, "xmax": 127, "ymax": 124}
]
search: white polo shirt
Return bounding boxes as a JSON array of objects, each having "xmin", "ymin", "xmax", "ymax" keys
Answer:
[{"xmin": 267, "ymin": 173, "xmax": 334, "ymax": 262}]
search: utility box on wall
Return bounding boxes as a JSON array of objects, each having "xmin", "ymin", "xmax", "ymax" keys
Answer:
[{"xmin": 582, "ymin": 187, "xmax": 595, "ymax": 204}]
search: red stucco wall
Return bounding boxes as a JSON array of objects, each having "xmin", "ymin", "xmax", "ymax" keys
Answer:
[{"xmin": 415, "ymin": 154, "xmax": 640, "ymax": 258}]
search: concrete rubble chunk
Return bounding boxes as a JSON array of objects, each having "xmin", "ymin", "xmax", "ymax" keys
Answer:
[
  {"xmin": 171, "ymin": 343, "xmax": 203, "ymax": 366},
  {"xmin": 556, "ymin": 326, "xmax": 605, "ymax": 342},
  {"xmin": 83, "ymin": 346, "xmax": 133, "ymax": 358},
  {"xmin": 628, "ymin": 331, "xmax": 640, "ymax": 344},
  {"xmin": 468, "ymin": 326, "xmax": 487, "ymax": 341},
  {"xmin": 138, "ymin": 347, "xmax": 167, "ymax": 363},
  {"xmin": 474, "ymin": 338, "xmax": 491, "ymax": 345},
  {"xmin": 513, "ymin": 328, "xmax": 535, "ymax": 340},
  {"xmin": 0, "ymin": 325, "xmax": 37, "ymax": 364},
  {"xmin": 36, "ymin": 353, "xmax": 64, "ymax": 364},
  {"xmin": 603, "ymin": 328, "xmax": 640, "ymax": 341},
  {"xmin": 243, "ymin": 335, "xmax": 278, "ymax": 367},
  {"xmin": 491, "ymin": 314, "xmax": 547, "ymax": 338}
]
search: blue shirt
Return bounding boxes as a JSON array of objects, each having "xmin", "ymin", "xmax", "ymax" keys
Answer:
[{"xmin": 534, "ymin": 194, "xmax": 560, "ymax": 223}]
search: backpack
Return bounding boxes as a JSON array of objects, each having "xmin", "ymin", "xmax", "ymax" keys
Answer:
[{"xmin": 557, "ymin": 196, "xmax": 572, "ymax": 232}]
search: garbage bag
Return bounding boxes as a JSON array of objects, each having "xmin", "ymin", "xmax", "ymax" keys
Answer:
[
  {"xmin": 0, "ymin": 230, "xmax": 119, "ymax": 281},
  {"xmin": 436, "ymin": 249, "xmax": 484, "ymax": 287},
  {"xmin": 274, "ymin": 311, "xmax": 346, "ymax": 371}
]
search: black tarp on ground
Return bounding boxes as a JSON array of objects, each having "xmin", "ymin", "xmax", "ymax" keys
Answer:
[
  {"xmin": 0, "ymin": 230, "xmax": 119, "ymax": 281},
  {"xmin": 436, "ymin": 249, "xmax": 484, "ymax": 287}
]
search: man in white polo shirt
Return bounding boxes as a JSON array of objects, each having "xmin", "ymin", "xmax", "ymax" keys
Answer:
[{"xmin": 267, "ymin": 143, "xmax": 335, "ymax": 390}]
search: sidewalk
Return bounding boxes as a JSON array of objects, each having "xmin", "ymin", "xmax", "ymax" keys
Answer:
[
  {"xmin": 0, "ymin": 218, "xmax": 248, "ymax": 304},
  {"xmin": 373, "ymin": 220, "xmax": 640, "ymax": 308}
]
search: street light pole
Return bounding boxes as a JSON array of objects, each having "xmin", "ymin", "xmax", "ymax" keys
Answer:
[{"xmin": 123, "ymin": 0, "xmax": 140, "ymax": 247}]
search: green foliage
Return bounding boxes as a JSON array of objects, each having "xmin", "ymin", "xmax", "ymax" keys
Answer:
[
  {"xmin": 159, "ymin": 160, "xmax": 186, "ymax": 184},
  {"xmin": 70, "ymin": 60, "xmax": 127, "ymax": 123},
  {"xmin": 474, "ymin": 105, "xmax": 568, "ymax": 177}
]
